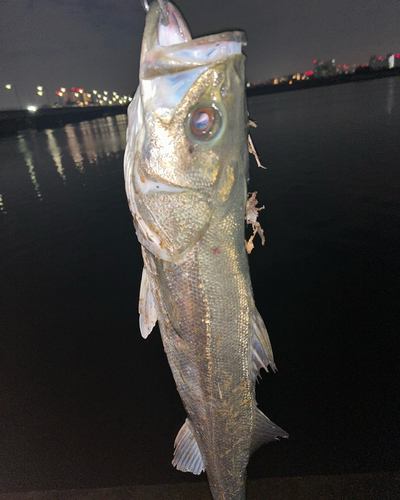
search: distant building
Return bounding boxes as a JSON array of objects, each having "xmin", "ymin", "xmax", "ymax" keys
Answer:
[
  {"xmin": 60, "ymin": 88, "xmax": 93, "ymax": 107},
  {"xmin": 386, "ymin": 53, "xmax": 400, "ymax": 69},
  {"xmin": 336, "ymin": 64, "xmax": 353, "ymax": 75},
  {"xmin": 369, "ymin": 55, "xmax": 387, "ymax": 69},
  {"xmin": 313, "ymin": 59, "xmax": 336, "ymax": 77}
]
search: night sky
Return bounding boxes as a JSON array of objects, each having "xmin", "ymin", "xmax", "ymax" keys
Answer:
[{"xmin": 0, "ymin": 0, "xmax": 399, "ymax": 109}]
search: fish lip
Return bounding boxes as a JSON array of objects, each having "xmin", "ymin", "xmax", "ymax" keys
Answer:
[
  {"xmin": 141, "ymin": 2, "xmax": 246, "ymax": 79},
  {"xmin": 144, "ymin": 1, "xmax": 246, "ymax": 50},
  {"xmin": 143, "ymin": 1, "xmax": 191, "ymax": 51}
]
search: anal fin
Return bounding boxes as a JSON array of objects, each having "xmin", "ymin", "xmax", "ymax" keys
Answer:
[
  {"xmin": 251, "ymin": 408, "xmax": 289, "ymax": 455},
  {"xmin": 138, "ymin": 267, "xmax": 157, "ymax": 339},
  {"xmin": 172, "ymin": 419, "xmax": 205, "ymax": 475}
]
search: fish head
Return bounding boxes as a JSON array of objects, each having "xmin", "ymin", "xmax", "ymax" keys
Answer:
[{"xmin": 124, "ymin": 1, "xmax": 248, "ymax": 262}]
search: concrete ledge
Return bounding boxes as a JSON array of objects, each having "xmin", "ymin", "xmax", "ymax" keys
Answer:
[{"xmin": 0, "ymin": 472, "xmax": 398, "ymax": 500}]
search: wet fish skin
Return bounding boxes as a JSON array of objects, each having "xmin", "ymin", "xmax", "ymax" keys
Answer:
[{"xmin": 124, "ymin": 3, "xmax": 287, "ymax": 499}]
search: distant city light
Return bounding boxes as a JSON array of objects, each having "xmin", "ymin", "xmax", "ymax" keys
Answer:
[{"xmin": 10, "ymin": 48, "xmax": 395, "ymax": 110}]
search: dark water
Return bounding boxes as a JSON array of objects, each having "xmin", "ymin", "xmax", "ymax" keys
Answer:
[{"xmin": 1, "ymin": 78, "xmax": 399, "ymax": 492}]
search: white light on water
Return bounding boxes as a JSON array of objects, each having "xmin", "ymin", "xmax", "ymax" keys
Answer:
[{"xmin": 27, "ymin": 105, "xmax": 37, "ymax": 112}]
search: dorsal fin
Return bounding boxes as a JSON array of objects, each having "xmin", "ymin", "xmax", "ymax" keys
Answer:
[
  {"xmin": 250, "ymin": 308, "xmax": 276, "ymax": 382},
  {"xmin": 251, "ymin": 408, "xmax": 289, "ymax": 455},
  {"xmin": 172, "ymin": 419, "xmax": 205, "ymax": 475},
  {"xmin": 138, "ymin": 267, "xmax": 158, "ymax": 339}
]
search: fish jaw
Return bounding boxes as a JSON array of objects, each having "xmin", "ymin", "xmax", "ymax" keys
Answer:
[
  {"xmin": 124, "ymin": 1, "xmax": 248, "ymax": 263},
  {"xmin": 140, "ymin": 2, "xmax": 246, "ymax": 122}
]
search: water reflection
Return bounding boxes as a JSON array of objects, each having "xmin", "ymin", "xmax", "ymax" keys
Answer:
[
  {"xmin": 65, "ymin": 124, "xmax": 85, "ymax": 173},
  {"xmin": 106, "ymin": 116, "xmax": 123, "ymax": 153},
  {"xmin": 1, "ymin": 114, "xmax": 128, "ymax": 206},
  {"xmin": 18, "ymin": 135, "xmax": 42, "ymax": 199},
  {"xmin": 0, "ymin": 193, "xmax": 7, "ymax": 214},
  {"xmin": 386, "ymin": 78, "xmax": 395, "ymax": 115},
  {"xmin": 46, "ymin": 130, "xmax": 66, "ymax": 182},
  {"xmin": 79, "ymin": 122, "xmax": 98, "ymax": 165}
]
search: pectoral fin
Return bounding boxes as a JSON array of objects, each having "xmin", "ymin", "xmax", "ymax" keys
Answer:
[
  {"xmin": 172, "ymin": 419, "xmax": 205, "ymax": 475},
  {"xmin": 138, "ymin": 267, "xmax": 158, "ymax": 339},
  {"xmin": 250, "ymin": 308, "xmax": 276, "ymax": 382},
  {"xmin": 251, "ymin": 409, "xmax": 289, "ymax": 455}
]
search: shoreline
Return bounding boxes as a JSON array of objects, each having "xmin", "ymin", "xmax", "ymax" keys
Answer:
[
  {"xmin": 1, "ymin": 69, "xmax": 399, "ymax": 137},
  {"xmin": 246, "ymin": 67, "xmax": 400, "ymax": 97},
  {"xmin": 0, "ymin": 104, "xmax": 128, "ymax": 137}
]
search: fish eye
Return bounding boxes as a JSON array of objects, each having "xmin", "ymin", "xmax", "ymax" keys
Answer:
[
  {"xmin": 187, "ymin": 105, "xmax": 222, "ymax": 142},
  {"xmin": 190, "ymin": 108, "xmax": 214, "ymax": 135}
]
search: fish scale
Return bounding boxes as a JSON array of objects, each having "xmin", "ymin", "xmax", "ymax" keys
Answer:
[{"xmin": 124, "ymin": 2, "xmax": 287, "ymax": 498}]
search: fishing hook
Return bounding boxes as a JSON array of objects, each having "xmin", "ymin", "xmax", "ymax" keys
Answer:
[{"xmin": 141, "ymin": 0, "xmax": 169, "ymax": 25}]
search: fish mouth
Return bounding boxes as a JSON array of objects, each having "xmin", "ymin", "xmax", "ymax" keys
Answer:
[
  {"xmin": 141, "ymin": 1, "xmax": 246, "ymax": 78},
  {"xmin": 157, "ymin": 2, "xmax": 192, "ymax": 47}
]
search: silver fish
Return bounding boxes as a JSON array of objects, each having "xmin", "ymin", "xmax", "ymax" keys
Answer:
[{"xmin": 124, "ymin": 2, "xmax": 287, "ymax": 498}]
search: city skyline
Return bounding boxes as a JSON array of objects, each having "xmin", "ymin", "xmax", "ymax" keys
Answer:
[
  {"xmin": 1, "ymin": 0, "xmax": 399, "ymax": 109},
  {"xmin": 3, "ymin": 50, "xmax": 399, "ymax": 111}
]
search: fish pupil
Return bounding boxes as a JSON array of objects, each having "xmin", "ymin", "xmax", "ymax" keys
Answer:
[
  {"xmin": 190, "ymin": 107, "xmax": 214, "ymax": 135},
  {"xmin": 194, "ymin": 112, "xmax": 209, "ymax": 130}
]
